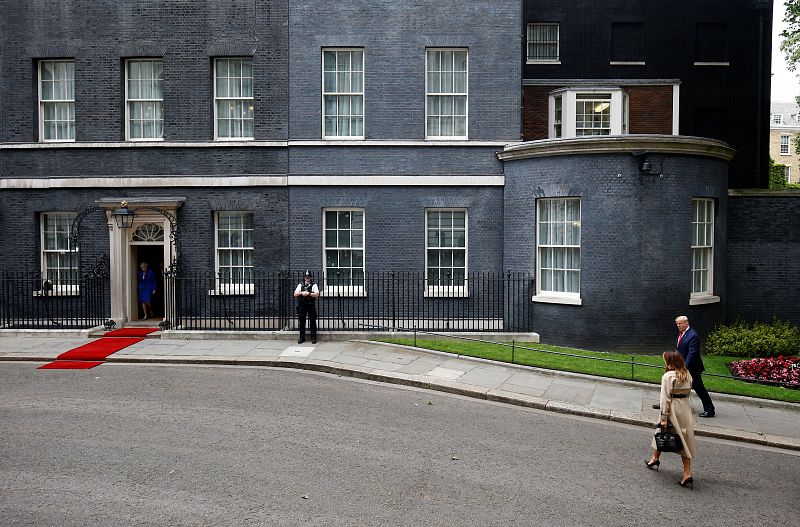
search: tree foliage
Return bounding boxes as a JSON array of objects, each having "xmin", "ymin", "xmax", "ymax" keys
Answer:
[{"xmin": 782, "ymin": 0, "xmax": 800, "ymax": 72}]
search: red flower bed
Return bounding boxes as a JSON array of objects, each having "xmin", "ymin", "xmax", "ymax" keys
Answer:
[{"xmin": 729, "ymin": 356, "xmax": 800, "ymax": 388}]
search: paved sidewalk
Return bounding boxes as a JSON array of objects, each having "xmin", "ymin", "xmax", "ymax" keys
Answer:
[{"xmin": 1, "ymin": 334, "xmax": 799, "ymax": 450}]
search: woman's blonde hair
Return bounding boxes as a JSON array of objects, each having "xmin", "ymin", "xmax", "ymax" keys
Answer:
[{"xmin": 663, "ymin": 351, "xmax": 690, "ymax": 384}]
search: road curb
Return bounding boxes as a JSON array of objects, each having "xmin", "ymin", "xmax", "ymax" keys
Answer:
[
  {"xmin": 363, "ymin": 340, "xmax": 800, "ymax": 413},
  {"xmin": 7, "ymin": 354, "xmax": 798, "ymax": 452}
]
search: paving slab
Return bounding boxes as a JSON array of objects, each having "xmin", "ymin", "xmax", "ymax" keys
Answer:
[
  {"xmin": 456, "ymin": 367, "xmax": 513, "ymax": 389},
  {"xmin": 544, "ymin": 382, "xmax": 595, "ymax": 405},
  {"xmin": 497, "ymin": 382, "xmax": 546, "ymax": 398},
  {"xmin": 395, "ymin": 358, "xmax": 444, "ymax": 376},
  {"xmin": 505, "ymin": 371, "xmax": 554, "ymax": 391},
  {"xmin": 590, "ymin": 384, "xmax": 644, "ymax": 413},
  {"xmin": 427, "ymin": 366, "xmax": 467, "ymax": 381}
]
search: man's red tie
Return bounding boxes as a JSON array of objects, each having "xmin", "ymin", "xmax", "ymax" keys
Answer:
[{"xmin": 677, "ymin": 332, "xmax": 684, "ymax": 348}]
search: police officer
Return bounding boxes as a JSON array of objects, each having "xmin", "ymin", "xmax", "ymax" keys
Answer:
[{"xmin": 293, "ymin": 270, "xmax": 319, "ymax": 344}]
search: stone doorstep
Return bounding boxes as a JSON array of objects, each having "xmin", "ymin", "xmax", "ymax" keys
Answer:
[
  {"xmin": 161, "ymin": 330, "xmax": 540, "ymax": 343},
  {"xmin": 5, "ymin": 353, "xmax": 799, "ymax": 451},
  {"xmin": 366, "ymin": 340, "xmax": 800, "ymax": 414}
]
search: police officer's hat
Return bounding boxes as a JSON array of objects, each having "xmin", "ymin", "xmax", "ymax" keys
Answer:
[{"xmin": 303, "ymin": 270, "xmax": 312, "ymax": 277}]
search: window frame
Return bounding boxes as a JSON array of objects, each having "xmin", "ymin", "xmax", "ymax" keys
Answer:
[
  {"xmin": 786, "ymin": 165, "xmax": 793, "ymax": 183},
  {"xmin": 212, "ymin": 211, "xmax": 255, "ymax": 295},
  {"xmin": 38, "ymin": 60, "xmax": 76, "ymax": 143},
  {"xmin": 526, "ymin": 22, "xmax": 561, "ymax": 64},
  {"xmin": 690, "ymin": 198, "xmax": 717, "ymax": 303},
  {"xmin": 40, "ymin": 212, "xmax": 79, "ymax": 295},
  {"xmin": 549, "ymin": 88, "xmax": 625, "ymax": 138},
  {"xmin": 424, "ymin": 48, "xmax": 469, "ymax": 140},
  {"xmin": 534, "ymin": 197, "xmax": 582, "ymax": 305},
  {"xmin": 322, "ymin": 208, "xmax": 367, "ymax": 297},
  {"xmin": 773, "ymin": 114, "xmax": 785, "ymax": 125},
  {"xmin": 321, "ymin": 48, "xmax": 365, "ymax": 140},
  {"xmin": 424, "ymin": 208, "xmax": 469, "ymax": 298},
  {"xmin": 780, "ymin": 134, "xmax": 791, "ymax": 155},
  {"xmin": 213, "ymin": 57, "xmax": 255, "ymax": 142},
  {"xmin": 124, "ymin": 58, "xmax": 165, "ymax": 142}
]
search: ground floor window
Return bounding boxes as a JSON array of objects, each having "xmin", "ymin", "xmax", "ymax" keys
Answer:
[
  {"xmin": 323, "ymin": 209, "xmax": 365, "ymax": 291},
  {"xmin": 425, "ymin": 209, "xmax": 467, "ymax": 292},
  {"xmin": 536, "ymin": 198, "xmax": 581, "ymax": 297},
  {"xmin": 41, "ymin": 212, "xmax": 78, "ymax": 289},
  {"xmin": 215, "ymin": 211, "xmax": 254, "ymax": 292},
  {"xmin": 691, "ymin": 198, "xmax": 714, "ymax": 296}
]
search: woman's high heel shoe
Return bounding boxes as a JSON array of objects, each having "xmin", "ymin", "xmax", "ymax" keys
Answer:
[
  {"xmin": 645, "ymin": 459, "xmax": 660, "ymax": 471},
  {"xmin": 679, "ymin": 476, "xmax": 693, "ymax": 490}
]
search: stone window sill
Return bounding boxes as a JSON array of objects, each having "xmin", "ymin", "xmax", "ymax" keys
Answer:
[
  {"xmin": 532, "ymin": 295, "xmax": 582, "ymax": 306},
  {"xmin": 689, "ymin": 294, "xmax": 720, "ymax": 306}
]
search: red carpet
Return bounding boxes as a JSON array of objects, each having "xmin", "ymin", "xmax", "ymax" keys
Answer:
[
  {"xmin": 104, "ymin": 328, "xmax": 159, "ymax": 337},
  {"xmin": 39, "ymin": 336, "xmax": 144, "ymax": 370},
  {"xmin": 39, "ymin": 360, "xmax": 105, "ymax": 370},
  {"xmin": 57, "ymin": 338, "xmax": 143, "ymax": 361}
]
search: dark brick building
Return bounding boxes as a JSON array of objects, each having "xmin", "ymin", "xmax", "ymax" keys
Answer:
[{"xmin": 1, "ymin": 0, "xmax": 795, "ymax": 352}]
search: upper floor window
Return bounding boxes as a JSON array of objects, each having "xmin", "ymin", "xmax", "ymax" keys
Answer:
[
  {"xmin": 549, "ymin": 89, "xmax": 625, "ymax": 138},
  {"xmin": 527, "ymin": 23, "xmax": 560, "ymax": 63},
  {"xmin": 772, "ymin": 114, "xmax": 784, "ymax": 125},
  {"xmin": 426, "ymin": 49, "xmax": 468, "ymax": 139},
  {"xmin": 611, "ymin": 22, "xmax": 644, "ymax": 64},
  {"xmin": 39, "ymin": 60, "xmax": 75, "ymax": 142},
  {"xmin": 324, "ymin": 209, "xmax": 365, "ymax": 293},
  {"xmin": 215, "ymin": 211, "xmax": 254, "ymax": 292},
  {"xmin": 126, "ymin": 59, "xmax": 163, "ymax": 141},
  {"xmin": 691, "ymin": 199, "xmax": 714, "ymax": 297},
  {"xmin": 536, "ymin": 198, "xmax": 581, "ymax": 300},
  {"xmin": 41, "ymin": 212, "xmax": 78, "ymax": 289},
  {"xmin": 695, "ymin": 23, "xmax": 728, "ymax": 65},
  {"xmin": 322, "ymin": 49, "xmax": 364, "ymax": 139},
  {"xmin": 214, "ymin": 58, "xmax": 254, "ymax": 140},
  {"xmin": 781, "ymin": 134, "xmax": 791, "ymax": 155},
  {"xmin": 425, "ymin": 209, "xmax": 467, "ymax": 295}
]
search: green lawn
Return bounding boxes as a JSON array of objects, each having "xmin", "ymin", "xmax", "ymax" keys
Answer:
[{"xmin": 375, "ymin": 338, "xmax": 800, "ymax": 404}]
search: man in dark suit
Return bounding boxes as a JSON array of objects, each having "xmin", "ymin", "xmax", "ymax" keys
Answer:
[
  {"xmin": 675, "ymin": 315, "xmax": 716, "ymax": 417},
  {"xmin": 653, "ymin": 315, "xmax": 716, "ymax": 417}
]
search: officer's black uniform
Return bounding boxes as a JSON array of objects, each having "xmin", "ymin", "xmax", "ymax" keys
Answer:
[{"xmin": 296, "ymin": 274, "xmax": 318, "ymax": 343}]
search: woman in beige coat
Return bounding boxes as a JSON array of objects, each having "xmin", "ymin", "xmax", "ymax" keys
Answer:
[{"xmin": 646, "ymin": 351, "xmax": 697, "ymax": 489}]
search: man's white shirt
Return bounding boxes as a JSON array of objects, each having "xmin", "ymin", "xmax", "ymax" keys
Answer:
[{"xmin": 295, "ymin": 282, "xmax": 320, "ymax": 294}]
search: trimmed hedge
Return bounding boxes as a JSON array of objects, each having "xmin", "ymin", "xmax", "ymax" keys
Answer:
[{"xmin": 705, "ymin": 320, "xmax": 800, "ymax": 358}]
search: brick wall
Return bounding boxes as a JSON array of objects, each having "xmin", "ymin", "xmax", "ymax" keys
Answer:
[
  {"xmin": 288, "ymin": 0, "xmax": 521, "ymax": 142},
  {"xmin": 503, "ymin": 152, "xmax": 729, "ymax": 352},
  {"xmin": 727, "ymin": 193, "xmax": 800, "ymax": 324},
  {"xmin": 522, "ymin": 86, "xmax": 551, "ymax": 141},
  {"xmin": 627, "ymin": 86, "xmax": 673, "ymax": 135},
  {"xmin": 768, "ymin": 130, "xmax": 800, "ymax": 183}
]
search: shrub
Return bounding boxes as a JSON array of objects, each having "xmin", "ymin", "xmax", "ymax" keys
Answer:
[{"xmin": 705, "ymin": 320, "xmax": 800, "ymax": 358}]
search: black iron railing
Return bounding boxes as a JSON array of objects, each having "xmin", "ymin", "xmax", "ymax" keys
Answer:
[
  {"xmin": 0, "ymin": 271, "xmax": 109, "ymax": 329},
  {"xmin": 164, "ymin": 271, "xmax": 535, "ymax": 332}
]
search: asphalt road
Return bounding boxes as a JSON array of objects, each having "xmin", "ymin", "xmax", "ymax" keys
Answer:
[{"xmin": 1, "ymin": 363, "xmax": 798, "ymax": 527}]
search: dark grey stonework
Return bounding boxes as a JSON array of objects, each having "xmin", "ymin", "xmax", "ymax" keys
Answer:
[
  {"xmin": 287, "ymin": 186, "xmax": 503, "ymax": 272},
  {"xmin": 503, "ymin": 153, "xmax": 729, "ymax": 352},
  {"xmin": 288, "ymin": 0, "xmax": 521, "ymax": 141},
  {"xmin": 0, "ymin": 187, "xmax": 290, "ymax": 276},
  {"xmin": 726, "ymin": 195, "xmax": 800, "ymax": 325},
  {"xmin": 288, "ymin": 146, "xmax": 503, "ymax": 177},
  {"xmin": 1, "ymin": 147, "xmax": 287, "ymax": 179},
  {"xmin": 0, "ymin": 0, "xmax": 289, "ymax": 143}
]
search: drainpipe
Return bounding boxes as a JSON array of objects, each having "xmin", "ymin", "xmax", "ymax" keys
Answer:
[{"xmin": 753, "ymin": 0, "xmax": 772, "ymax": 188}]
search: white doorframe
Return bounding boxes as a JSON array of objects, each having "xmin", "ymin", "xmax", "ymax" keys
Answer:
[{"xmin": 98, "ymin": 198, "xmax": 184, "ymax": 324}]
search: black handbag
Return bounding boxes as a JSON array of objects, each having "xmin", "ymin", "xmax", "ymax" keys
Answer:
[{"xmin": 654, "ymin": 424, "xmax": 683, "ymax": 453}]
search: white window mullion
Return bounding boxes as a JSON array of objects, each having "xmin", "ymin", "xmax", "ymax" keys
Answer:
[
  {"xmin": 214, "ymin": 211, "xmax": 254, "ymax": 294},
  {"xmin": 535, "ymin": 198, "xmax": 581, "ymax": 301},
  {"xmin": 214, "ymin": 58, "xmax": 254, "ymax": 141},
  {"xmin": 39, "ymin": 60, "xmax": 76, "ymax": 142},
  {"xmin": 323, "ymin": 209, "xmax": 365, "ymax": 294}
]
